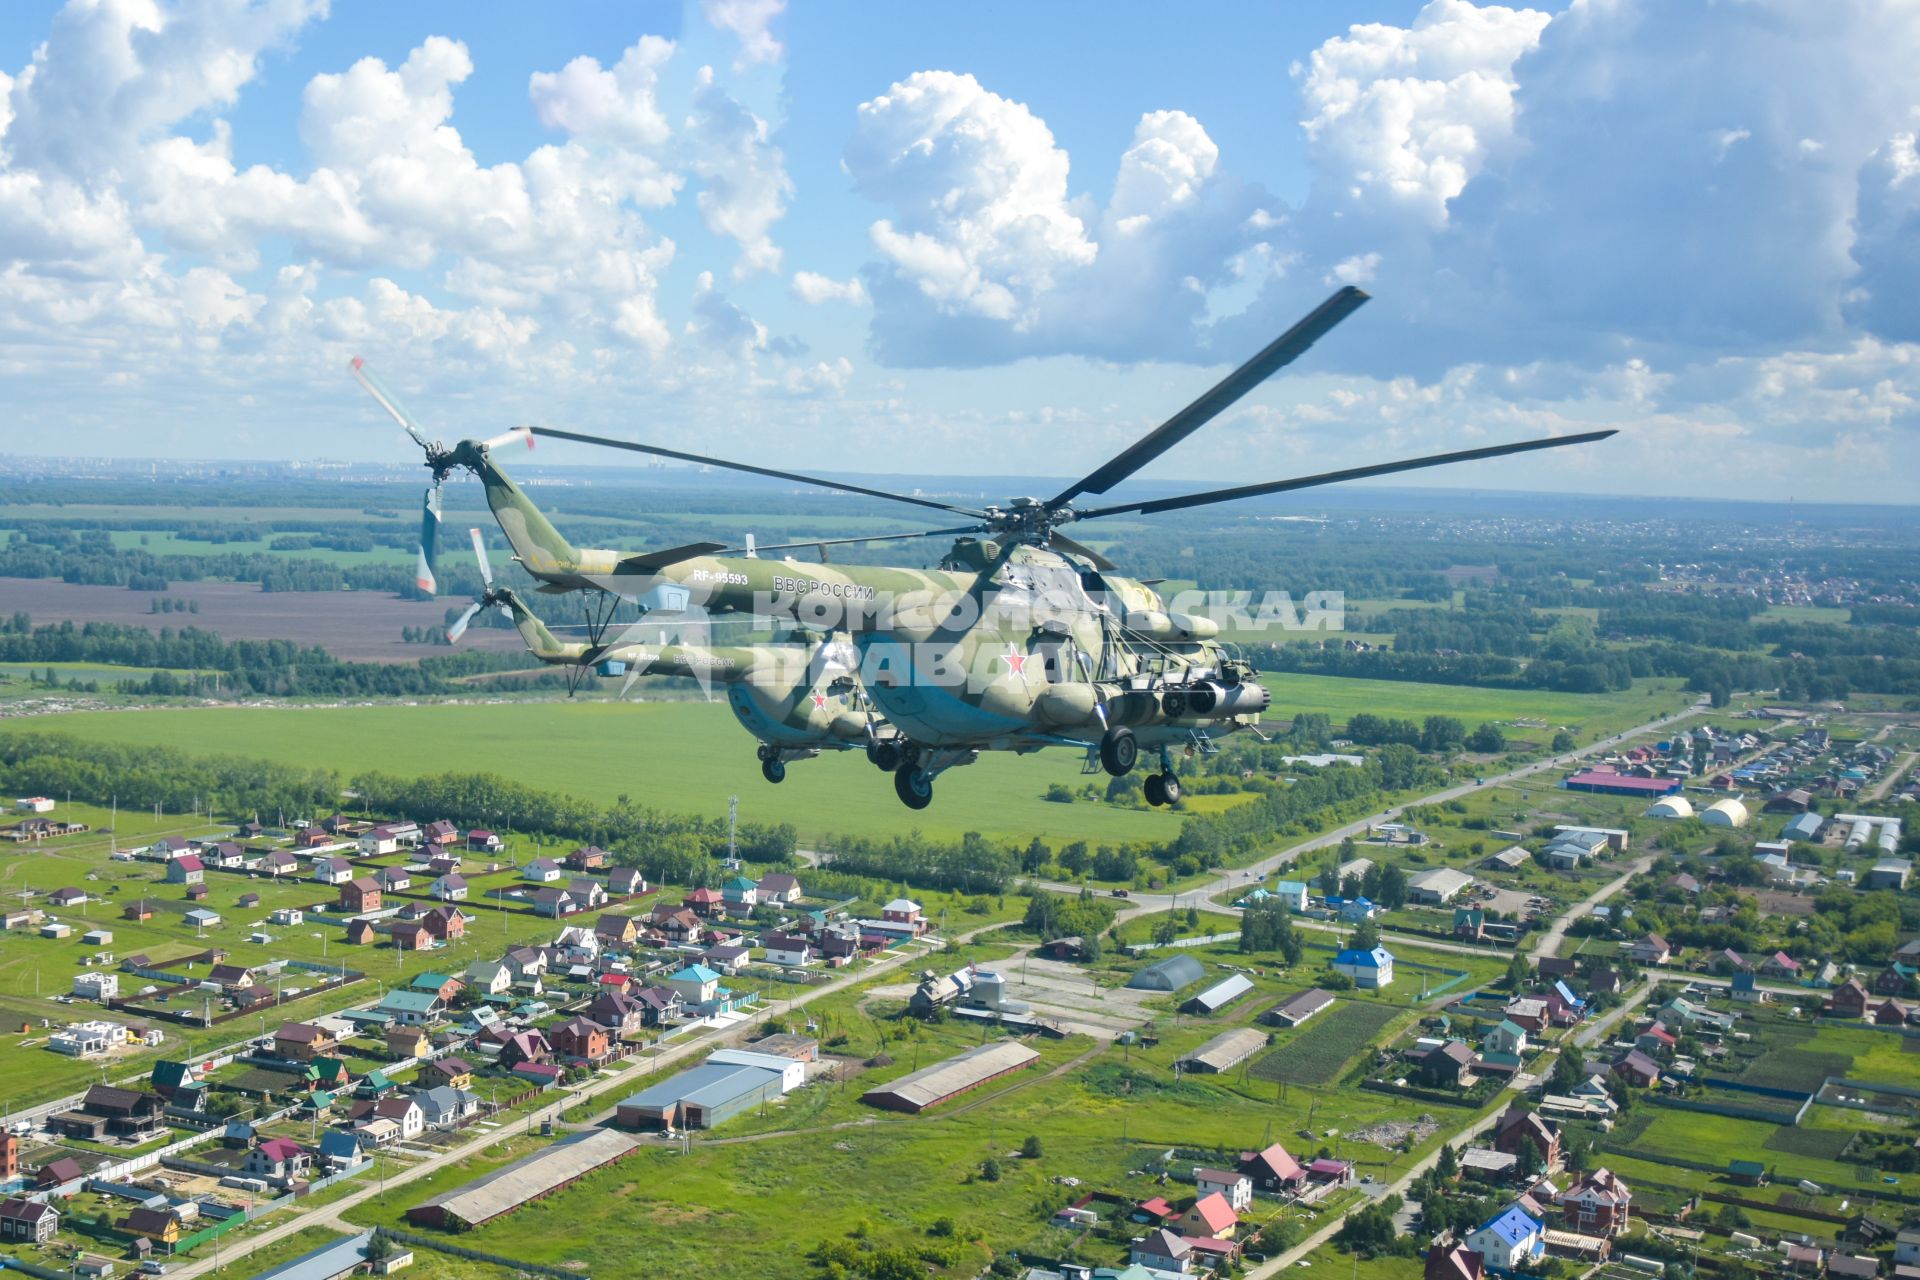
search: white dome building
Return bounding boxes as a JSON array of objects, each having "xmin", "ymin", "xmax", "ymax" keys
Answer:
[
  {"xmin": 1700, "ymin": 798, "xmax": 1750, "ymax": 828},
  {"xmin": 1645, "ymin": 795, "xmax": 1694, "ymax": 819}
]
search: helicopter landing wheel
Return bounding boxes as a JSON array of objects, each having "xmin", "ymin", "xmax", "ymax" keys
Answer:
[
  {"xmin": 761, "ymin": 759, "xmax": 786, "ymax": 784},
  {"xmin": 894, "ymin": 766, "xmax": 934, "ymax": 810},
  {"xmin": 1099, "ymin": 726, "xmax": 1138, "ymax": 777},
  {"xmin": 1143, "ymin": 774, "xmax": 1167, "ymax": 807},
  {"xmin": 869, "ymin": 740, "xmax": 902, "ymax": 772},
  {"xmin": 756, "ymin": 742, "xmax": 778, "ymax": 763},
  {"xmin": 1158, "ymin": 771, "xmax": 1181, "ymax": 804}
]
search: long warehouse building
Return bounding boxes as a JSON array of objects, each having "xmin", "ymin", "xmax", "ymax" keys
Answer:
[
  {"xmin": 862, "ymin": 1040, "xmax": 1039, "ymax": 1113},
  {"xmin": 407, "ymin": 1129, "xmax": 640, "ymax": 1230}
]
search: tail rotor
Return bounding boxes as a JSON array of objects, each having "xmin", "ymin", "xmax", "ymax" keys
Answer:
[
  {"xmin": 446, "ymin": 527, "xmax": 509, "ymax": 642},
  {"xmin": 347, "ymin": 357, "xmax": 535, "ymax": 598}
]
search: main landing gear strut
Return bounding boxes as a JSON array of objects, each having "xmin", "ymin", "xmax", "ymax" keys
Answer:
[{"xmin": 1098, "ymin": 726, "xmax": 1181, "ymax": 807}]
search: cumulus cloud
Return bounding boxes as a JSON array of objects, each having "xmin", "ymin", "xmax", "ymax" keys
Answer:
[
  {"xmin": 790, "ymin": 270, "xmax": 869, "ymax": 305},
  {"xmin": 1295, "ymin": 0, "xmax": 1548, "ymax": 226},
  {"xmin": 529, "ymin": 34, "xmax": 674, "ymax": 147},
  {"xmin": 685, "ymin": 65, "xmax": 790, "ymax": 277},
  {"xmin": 701, "ymin": 0, "xmax": 785, "ymax": 68},
  {"xmin": 846, "ymin": 75, "xmax": 1274, "ymax": 364}
]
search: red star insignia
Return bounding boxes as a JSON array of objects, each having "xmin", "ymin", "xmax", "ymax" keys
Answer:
[
  {"xmin": 1004, "ymin": 645, "xmax": 1029, "ymax": 675},
  {"xmin": 811, "ymin": 691, "xmax": 828, "ymax": 709}
]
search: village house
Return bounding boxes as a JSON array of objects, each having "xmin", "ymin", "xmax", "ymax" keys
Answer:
[
  {"xmin": 164, "ymin": 855, "xmax": 204, "ymax": 885},
  {"xmin": 275, "ymin": 1022, "xmax": 336, "ymax": 1062},
  {"xmin": 244, "ymin": 1138, "xmax": 310, "ymax": 1181},
  {"xmin": 1240, "ymin": 1142, "xmax": 1306, "ymax": 1192},
  {"xmin": 608, "ymin": 867, "xmax": 647, "ymax": 896},
  {"xmin": 762, "ymin": 931, "xmax": 813, "ymax": 967},
  {"xmin": 431, "ymin": 873, "xmax": 469, "ymax": 902},
  {"xmin": 565, "ymin": 845, "xmax": 608, "ymax": 871},
  {"xmin": 1176, "ymin": 1191, "xmax": 1239, "ymax": 1240},
  {"xmin": 340, "ymin": 877, "xmax": 382, "ymax": 914},
  {"xmin": 423, "ymin": 1057, "xmax": 473, "ymax": 1089},
  {"xmin": 757, "ymin": 871, "xmax": 802, "ymax": 903},
  {"xmin": 1493, "ymin": 1105, "xmax": 1560, "ymax": 1171},
  {"xmin": 550, "ymin": 1016, "xmax": 612, "ymax": 1063},
  {"xmin": 465, "ymin": 829, "xmax": 501, "ymax": 853},
  {"xmin": 1629, "ymin": 933, "xmax": 1672, "ymax": 965},
  {"xmin": 0, "ymin": 1198, "xmax": 59, "ymax": 1243},
  {"xmin": 1560, "ymin": 1168, "xmax": 1633, "ymax": 1235},
  {"xmin": 523, "ymin": 857, "xmax": 563, "ymax": 883},
  {"xmin": 374, "ymin": 1096, "xmax": 425, "ymax": 1141},
  {"xmin": 312, "ymin": 857, "xmax": 354, "ymax": 886}
]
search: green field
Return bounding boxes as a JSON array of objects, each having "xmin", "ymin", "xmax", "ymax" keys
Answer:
[
  {"xmin": 1260, "ymin": 674, "xmax": 1688, "ymax": 742},
  {"xmin": 9, "ymin": 673, "xmax": 1687, "ymax": 846},
  {"xmin": 9, "ymin": 701, "xmax": 1186, "ymax": 845}
]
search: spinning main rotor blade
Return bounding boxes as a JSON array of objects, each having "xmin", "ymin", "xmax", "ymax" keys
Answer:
[
  {"xmin": 529, "ymin": 426, "xmax": 992, "ymax": 520},
  {"xmin": 1071, "ymin": 429, "xmax": 1619, "ymax": 521},
  {"xmin": 350, "ymin": 357, "xmax": 432, "ymax": 451},
  {"xmin": 1048, "ymin": 286, "xmax": 1370, "ymax": 510},
  {"xmin": 706, "ymin": 524, "xmax": 985, "ymax": 558}
]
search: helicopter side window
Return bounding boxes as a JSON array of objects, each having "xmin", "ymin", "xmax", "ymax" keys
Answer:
[{"xmin": 1035, "ymin": 636, "xmax": 1073, "ymax": 684}]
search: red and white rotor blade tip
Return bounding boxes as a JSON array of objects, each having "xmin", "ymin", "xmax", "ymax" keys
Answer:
[{"xmin": 482, "ymin": 427, "xmax": 535, "ymax": 453}]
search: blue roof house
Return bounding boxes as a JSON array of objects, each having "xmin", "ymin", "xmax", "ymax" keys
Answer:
[
  {"xmin": 1331, "ymin": 946, "xmax": 1395, "ymax": 990},
  {"xmin": 1465, "ymin": 1205, "xmax": 1545, "ymax": 1270}
]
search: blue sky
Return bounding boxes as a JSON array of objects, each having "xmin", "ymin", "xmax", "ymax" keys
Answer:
[{"xmin": 1, "ymin": 0, "xmax": 1918, "ymax": 504}]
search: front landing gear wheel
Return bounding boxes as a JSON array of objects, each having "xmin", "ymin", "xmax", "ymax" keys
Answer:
[
  {"xmin": 894, "ymin": 766, "xmax": 933, "ymax": 810},
  {"xmin": 1159, "ymin": 771, "xmax": 1181, "ymax": 804},
  {"xmin": 761, "ymin": 759, "xmax": 786, "ymax": 784},
  {"xmin": 869, "ymin": 740, "xmax": 902, "ymax": 772},
  {"xmin": 1099, "ymin": 726, "xmax": 1138, "ymax": 777},
  {"xmin": 1143, "ymin": 774, "xmax": 1167, "ymax": 807}
]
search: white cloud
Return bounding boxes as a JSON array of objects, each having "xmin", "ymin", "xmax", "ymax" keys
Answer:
[
  {"xmin": 1296, "ymin": 0, "xmax": 1548, "ymax": 226},
  {"xmin": 529, "ymin": 35, "xmax": 674, "ymax": 147},
  {"xmin": 2, "ymin": 0, "xmax": 326, "ymax": 178},
  {"xmin": 790, "ymin": 270, "xmax": 869, "ymax": 305},
  {"xmin": 848, "ymin": 71, "xmax": 1095, "ymax": 327},
  {"xmin": 685, "ymin": 65, "xmax": 790, "ymax": 277},
  {"xmin": 701, "ymin": 0, "xmax": 785, "ymax": 68}
]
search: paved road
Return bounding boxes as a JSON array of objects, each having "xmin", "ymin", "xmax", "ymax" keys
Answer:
[
  {"xmin": 1866, "ymin": 750, "xmax": 1918, "ymax": 802},
  {"xmin": 1040, "ymin": 699, "xmax": 1705, "ymax": 915},
  {"xmin": 1531, "ymin": 854, "xmax": 1654, "ymax": 960}
]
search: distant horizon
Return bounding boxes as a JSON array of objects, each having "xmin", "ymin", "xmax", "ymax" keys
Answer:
[{"xmin": 6, "ymin": 449, "xmax": 1919, "ymax": 516}]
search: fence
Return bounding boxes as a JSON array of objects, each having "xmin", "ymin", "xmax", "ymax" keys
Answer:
[
  {"xmin": 376, "ymin": 1226, "xmax": 588, "ymax": 1280},
  {"xmin": 1645, "ymin": 1093, "xmax": 1810, "ymax": 1126}
]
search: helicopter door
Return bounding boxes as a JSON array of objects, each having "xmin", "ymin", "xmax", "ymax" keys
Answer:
[{"xmin": 1034, "ymin": 620, "xmax": 1075, "ymax": 684}]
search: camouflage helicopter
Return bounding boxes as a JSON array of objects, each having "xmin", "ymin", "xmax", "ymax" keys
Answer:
[
  {"xmin": 353, "ymin": 286, "xmax": 1613, "ymax": 809},
  {"xmin": 443, "ymin": 526, "xmax": 891, "ymax": 783}
]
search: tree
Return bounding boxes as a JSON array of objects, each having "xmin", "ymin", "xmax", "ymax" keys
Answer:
[
  {"xmin": 981, "ymin": 1157, "xmax": 1002, "ymax": 1182},
  {"xmin": 1551, "ymin": 730, "xmax": 1576, "ymax": 752},
  {"xmin": 1504, "ymin": 954, "xmax": 1532, "ymax": 990},
  {"xmin": 1021, "ymin": 1135, "xmax": 1044, "ymax": 1159},
  {"xmin": 1349, "ymin": 916, "xmax": 1381, "ymax": 951},
  {"xmin": 1549, "ymin": 1044, "xmax": 1587, "ymax": 1092},
  {"xmin": 1377, "ymin": 863, "xmax": 1409, "ymax": 910},
  {"xmin": 1467, "ymin": 722, "xmax": 1507, "ymax": 754},
  {"xmin": 1436, "ymin": 1143, "xmax": 1459, "ymax": 1179},
  {"xmin": 1420, "ymin": 715, "xmax": 1467, "ymax": 754},
  {"xmin": 1185, "ymin": 905, "xmax": 1201, "ymax": 929}
]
